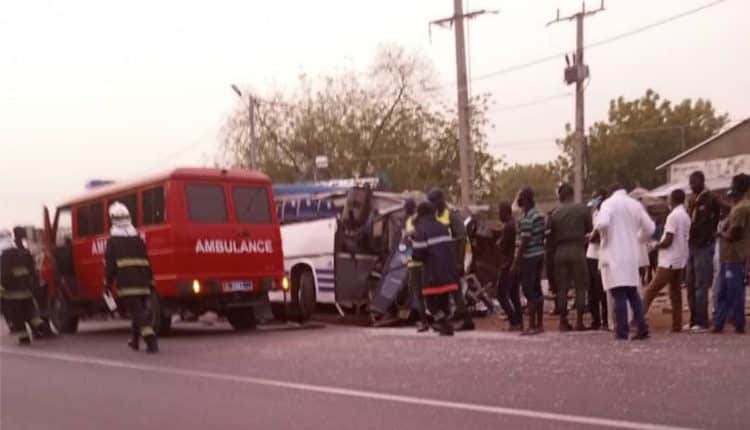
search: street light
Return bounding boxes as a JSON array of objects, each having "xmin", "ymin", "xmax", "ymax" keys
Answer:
[{"xmin": 230, "ymin": 84, "xmax": 257, "ymax": 170}]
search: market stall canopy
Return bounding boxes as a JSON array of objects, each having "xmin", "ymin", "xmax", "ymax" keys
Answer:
[{"xmin": 647, "ymin": 175, "xmax": 733, "ymax": 198}]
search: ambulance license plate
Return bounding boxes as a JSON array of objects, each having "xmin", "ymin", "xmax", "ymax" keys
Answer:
[{"xmin": 223, "ymin": 281, "xmax": 253, "ymax": 292}]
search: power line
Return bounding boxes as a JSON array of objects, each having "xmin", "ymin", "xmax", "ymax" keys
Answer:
[
  {"xmin": 427, "ymin": 0, "xmax": 730, "ymax": 91},
  {"xmin": 487, "ymin": 92, "xmax": 572, "ymax": 113}
]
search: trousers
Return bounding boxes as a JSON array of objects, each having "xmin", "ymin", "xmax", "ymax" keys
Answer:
[
  {"xmin": 685, "ymin": 245, "xmax": 714, "ymax": 328},
  {"xmin": 120, "ymin": 295, "xmax": 156, "ymax": 339},
  {"xmin": 425, "ymin": 293, "xmax": 451, "ymax": 322},
  {"xmin": 587, "ymin": 258, "xmax": 607, "ymax": 326},
  {"xmin": 554, "ymin": 245, "xmax": 589, "ymax": 317},
  {"xmin": 642, "ymin": 267, "xmax": 684, "ymax": 331},
  {"xmin": 2, "ymin": 297, "xmax": 44, "ymax": 341},
  {"xmin": 407, "ymin": 265, "xmax": 427, "ymax": 324},
  {"xmin": 714, "ymin": 262, "xmax": 746, "ymax": 333},
  {"xmin": 497, "ymin": 268, "xmax": 522, "ymax": 325},
  {"xmin": 611, "ymin": 286, "xmax": 649, "ymax": 340}
]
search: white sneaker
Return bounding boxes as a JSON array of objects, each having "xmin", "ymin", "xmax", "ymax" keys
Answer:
[{"xmin": 691, "ymin": 325, "xmax": 709, "ymax": 333}]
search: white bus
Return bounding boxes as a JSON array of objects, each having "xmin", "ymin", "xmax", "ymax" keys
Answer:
[{"xmin": 268, "ymin": 182, "xmax": 406, "ymax": 321}]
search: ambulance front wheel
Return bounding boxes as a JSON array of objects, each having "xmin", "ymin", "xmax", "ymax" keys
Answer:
[{"xmin": 50, "ymin": 291, "xmax": 78, "ymax": 334}]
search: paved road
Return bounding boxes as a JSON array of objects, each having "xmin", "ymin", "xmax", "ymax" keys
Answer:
[{"xmin": 2, "ymin": 320, "xmax": 748, "ymax": 430}]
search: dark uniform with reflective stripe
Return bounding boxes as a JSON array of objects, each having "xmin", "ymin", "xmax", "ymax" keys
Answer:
[
  {"xmin": 413, "ymin": 214, "xmax": 458, "ymax": 335},
  {"xmin": 436, "ymin": 208, "xmax": 473, "ymax": 328},
  {"xmin": 105, "ymin": 235, "xmax": 157, "ymax": 347},
  {"xmin": 1, "ymin": 247, "xmax": 47, "ymax": 343}
]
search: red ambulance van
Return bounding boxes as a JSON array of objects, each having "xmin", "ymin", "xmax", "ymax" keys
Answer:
[{"xmin": 41, "ymin": 168, "xmax": 291, "ymax": 334}]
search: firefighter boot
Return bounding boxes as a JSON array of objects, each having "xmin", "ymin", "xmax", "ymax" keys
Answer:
[
  {"xmin": 128, "ymin": 334, "xmax": 140, "ymax": 351},
  {"xmin": 438, "ymin": 319, "xmax": 454, "ymax": 336},
  {"xmin": 144, "ymin": 335, "xmax": 159, "ymax": 353}
]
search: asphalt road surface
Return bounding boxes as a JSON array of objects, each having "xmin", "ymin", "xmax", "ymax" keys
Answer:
[{"xmin": 2, "ymin": 319, "xmax": 749, "ymax": 430}]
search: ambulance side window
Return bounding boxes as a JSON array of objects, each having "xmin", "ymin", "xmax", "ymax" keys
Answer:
[
  {"xmin": 142, "ymin": 186, "xmax": 165, "ymax": 225},
  {"xmin": 76, "ymin": 202, "xmax": 104, "ymax": 237},
  {"xmin": 185, "ymin": 183, "xmax": 228, "ymax": 223}
]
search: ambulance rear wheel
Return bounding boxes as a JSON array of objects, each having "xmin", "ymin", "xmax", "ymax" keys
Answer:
[
  {"xmin": 50, "ymin": 292, "xmax": 78, "ymax": 334},
  {"xmin": 227, "ymin": 309, "xmax": 257, "ymax": 331},
  {"xmin": 270, "ymin": 303, "xmax": 287, "ymax": 321}
]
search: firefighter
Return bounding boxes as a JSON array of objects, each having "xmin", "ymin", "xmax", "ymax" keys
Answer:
[
  {"xmin": 0, "ymin": 229, "xmax": 53, "ymax": 345},
  {"xmin": 105, "ymin": 202, "xmax": 159, "ymax": 353},
  {"xmin": 403, "ymin": 198, "xmax": 429, "ymax": 333},
  {"xmin": 427, "ymin": 188, "xmax": 475, "ymax": 331},
  {"xmin": 412, "ymin": 202, "xmax": 458, "ymax": 336}
]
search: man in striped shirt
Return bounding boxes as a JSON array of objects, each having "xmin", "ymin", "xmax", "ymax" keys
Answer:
[{"xmin": 512, "ymin": 187, "xmax": 547, "ymax": 335}]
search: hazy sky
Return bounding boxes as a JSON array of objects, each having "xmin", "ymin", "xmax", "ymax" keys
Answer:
[{"xmin": 1, "ymin": 0, "xmax": 748, "ymax": 227}]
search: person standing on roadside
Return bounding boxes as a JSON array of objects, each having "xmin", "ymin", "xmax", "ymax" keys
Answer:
[
  {"xmin": 595, "ymin": 184, "xmax": 654, "ymax": 340},
  {"xmin": 495, "ymin": 201, "xmax": 522, "ymax": 331},
  {"xmin": 412, "ymin": 201, "xmax": 459, "ymax": 336},
  {"xmin": 713, "ymin": 174, "xmax": 750, "ymax": 335},
  {"xmin": 105, "ymin": 202, "xmax": 159, "ymax": 353},
  {"xmin": 427, "ymin": 188, "xmax": 475, "ymax": 331},
  {"xmin": 686, "ymin": 171, "xmax": 721, "ymax": 332},
  {"xmin": 587, "ymin": 189, "xmax": 608, "ymax": 330},
  {"xmin": 403, "ymin": 198, "xmax": 429, "ymax": 333},
  {"xmin": 548, "ymin": 183, "xmax": 592, "ymax": 331},
  {"xmin": 512, "ymin": 187, "xmax": 546, "ymax": 335},
  {"xmin": 642, "ymin": 189, "xmax": 691, "ymax": 332}
]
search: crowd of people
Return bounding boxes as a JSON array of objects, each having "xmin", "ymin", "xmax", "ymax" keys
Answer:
[{"xmin": 403, "ymin": 171, "xmax": 750, "ymax": 340}]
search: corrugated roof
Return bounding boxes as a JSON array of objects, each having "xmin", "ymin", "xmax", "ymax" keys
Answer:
[{"xmin": 655, "ymin": 118, "xmax": 750, "ymax": 171}]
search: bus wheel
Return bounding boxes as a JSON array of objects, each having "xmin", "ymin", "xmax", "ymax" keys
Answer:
[
  {"xmin": 227, "ymin": 309, "xmax": 257, "ymax": 331},
  {"xmin": 292, "ymin": 270, "xmax": 316, "ymax": 323},
  {"xmin": 50, "ymin": 292, "xmax": 78, "ymax": 334}
]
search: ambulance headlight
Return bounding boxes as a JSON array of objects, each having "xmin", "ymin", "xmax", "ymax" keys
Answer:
[
  {"xmin": 282, "ymin": 276, "xmax": 290, "ymax": 291},
  {"xmin": 192, "ymin": 279, "xmax": 201, "ymax": 294}
]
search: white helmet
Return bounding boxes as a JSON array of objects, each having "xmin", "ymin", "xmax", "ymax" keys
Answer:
[
  {"xmin": 109, "ymin": 202, "xmax": 131, "ymax": 223},
  {"xmin": 0, "ymin": 228, "xmax": 13, "ymax": 251}
]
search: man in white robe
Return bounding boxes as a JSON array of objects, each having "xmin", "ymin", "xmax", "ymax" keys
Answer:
[{"xmin": 595, "ymin": 185, "xmax": 655, "ymax": 340}]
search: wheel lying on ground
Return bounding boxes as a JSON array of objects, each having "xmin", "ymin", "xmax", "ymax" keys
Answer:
[
  {"xmin": 227, "ymin": 309, "xmax": 257, "ymax": 331},
  {"xmin": 49, "ymin": 290, "xmax": 79, "ymax": 334}
]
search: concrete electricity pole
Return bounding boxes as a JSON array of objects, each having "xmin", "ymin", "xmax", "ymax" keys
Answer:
[
  {"xmin": 231, "ymin": 84, "xmax": 258, "ymax": 170},
  {"xmin": 547, "ymin": 1, "xmax": 605, "ymax": 203},
  {"xmin": 430, "ymin": 2, "xmax": 498, "ymax": 206}
]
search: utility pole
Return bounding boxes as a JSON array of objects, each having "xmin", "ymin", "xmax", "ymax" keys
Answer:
[
  {"xmin": 548, "ymin": 1, "xmax": 605, "ymax": 203},
  {"xmin": 430, "ymin": 2, "xmax": 498, "ymax": 206},
  {"xmin": 231, "ymin": 84, "xmax": 258, "ymax": 170}
]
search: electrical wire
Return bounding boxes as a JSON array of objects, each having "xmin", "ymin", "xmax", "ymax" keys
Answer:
[
  {"xmin": 487, "ymin": 92, "xmax": 572, "ymax": 113},
  {"xmin": 427, "ymin": 0, "xmax": 730, "ymax": 91}
]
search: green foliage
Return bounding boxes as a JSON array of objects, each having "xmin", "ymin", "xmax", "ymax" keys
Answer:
[
  {"xmin": 556, "ymin": 89, "xmax": 729, "ymax": 190},
  {"xmin": 220, "ymin": 45, "xmax": 499, "ymax": 201},
  {"xmin": 491, "ymin": 162, "xmax": 564, "ymax": 203}
]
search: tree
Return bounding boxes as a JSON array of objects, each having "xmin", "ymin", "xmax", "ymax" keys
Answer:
[
  {"xmin": 555, "ymin": 89, "xmax": 729, "ymax": 190},
  {"xmin": 491, "ymin": 162, "xmax": 564, "ymax": 203},
  {"xmin": 219, "ymin": 45, "xmax": 499, "ymax": 200}
]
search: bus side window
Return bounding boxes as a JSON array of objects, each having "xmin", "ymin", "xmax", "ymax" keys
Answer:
[
  {"xmin": 76, "ymin": 202, "xmax": 104, "ymax": 237},
  {"xmin": 143, "ymin": 186, "xmax": 165, "ymax": 225}
]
